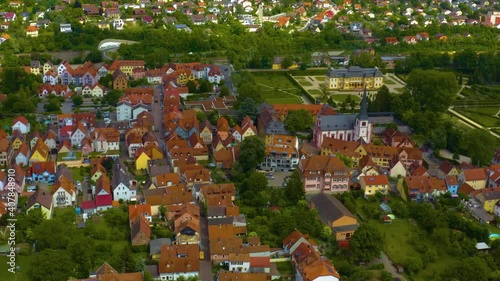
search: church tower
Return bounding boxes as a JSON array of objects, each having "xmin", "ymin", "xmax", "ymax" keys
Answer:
[{"xmin": 354, "ymin": 88, "xmax": 372, "ymax": 143}]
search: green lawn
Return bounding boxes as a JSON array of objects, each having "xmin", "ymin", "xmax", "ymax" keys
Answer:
[
  {"xmin": 298, "ymin": 81, "xmax": 313, "ymax": 87},
  {"xmin": 331, "ymin": 94, "xmax": 361, "ymax": 102},
  {"xmin": 266, "ymin": 98, "xmax": 302, "ymax": 104},
  {"xmin": 253, "ymin": 72, "xmax": 299, "ymax": 90},
  {"xmin": 314, "ymin": 76, "xmax": 326, "ymax": 81},
  {"xmin": 383, "ymin": 78, "xmax": 396, "ymax": 85},
  {"xmin": 261, "ymin": 89, "xmax": 302, "ymax": 104},
  {"xmin": 0, "ymin": 255, "xmax": 33, "ymax": 281},
  {"xmin": 308, "ymin": 90, "xmax": 323, "ymax": 96},
  {"xmin": 460, "ymin": 85, "xmax": 500, "ymax": 101},
  {"xmin": 70, "ymin": 167, "xmax": 84, "ymax": 182},
  {"xmin": 354, "ymin": 198, "xmax": 462, "ymax": 281},
  {"xmin": 455, "ymin": 106, "xmax": 500, "ymax": 127},
  {"xmin": 275, "ymin": 261, "xmax": 295, "ymax": 275},
  {"xmin": 57, "ymin": 151, "xmax": 82, "ymax": 161}
]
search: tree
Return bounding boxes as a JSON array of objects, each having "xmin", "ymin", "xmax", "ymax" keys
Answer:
[
  {"xmin": 44, "ymin": 99, "xmax": 61, "ymax": 112},
  {"xmin": 103, "ymin": 90, "xmax": 121, "ymax": 106},
  {"xmin": 72, "ymin": 95, "xmax": 83, "ymax": 106},
  {"xmin": 241, "ymin": 172, "xmax": 269, "ymax": 207},
  {"xmin": 34, "ymin": 219, "xmax": 72, "ymax": 251},
  {"xmin": 406, "ymin": 69, "xmax": 458, "ymax": 112},
  {"xmin": 219, "ymin": 85, "xmax": 230, "ymax": 97},
  {"xmin": 237, "ymin": 81, "xmax": 263, "ymax": 104},
  {"xmin": 443, "ymin": 257, "xmax": 490, "ymax": 281},
  {"xmin": 238, "ymin": 135, "xmax": 266, "ymax": 173},
  {"xmin": 320, "ymin": 225, "xmax": 333, "ymax": 241},
  {"xmin": 237, "ymin": 97, "xmax": 258, "ymax": 122},
  {"xmin": 116, "ymin": 245, "xmax": 136, "ymax": 273},
  {"xmin": 158, "ymin": 205, "xmax": 167, "ymax": 220},
  {"xmin": 369, "ymin": 85, "xmax": 392, "ymax": 112},
  {"xmin": 285, "ymin": 170, "xmax": 305, "ymax": 204},
  {"xmin": 405, "ymin": 256, "xmax": 423, "ymax": 275},
  {"xmin": 461, "ymin": 129, "xmax": 496, "ymax": 166},
  {"xmin": 186, "ymin": 80, "xmax": 197, "ymax": 93},
  {"xmin": 68, "ymin": 234, "xmax": 95, "ymax": 278},
  {"xmin": 99, "ymin": 74, "xmax": 113, "ymax": 88},
  {"xmin": 85, "ymin": 49, "xmax": 103, "ymax": 63},
  {"xmin": 28, "ymin": 250, "xmax": 74, "ymax": 281},
  {"xmin": 198, "ymin": 79, "xmax": 213, "ymax": 93},
  {"xmin": 284, "ymin": 109, "xmax": 314, "ymax": 133},
  {"xmin": 350, "ymin": 224, "xmax": 384, "ymax": 262},
  {"xmin": 196, "ymin": 111, "xmax": 207, "ymax": 123}
]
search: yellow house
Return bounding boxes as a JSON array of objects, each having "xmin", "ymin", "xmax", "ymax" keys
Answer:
[
  {"xmin": 135, "ymin": 148, "xmax": 151, "ymax": 170},
  {"xmin": 326, "ymin": 66, "xmax": 383, "ymax": 90},
  {"xmin": 43, "ymin": 62, "xmax": 53, "ymax": 75},
  {"xmin": 177, "ymin": 71, "xmax": 196, "ymax": 85},
  {"xmin": 475, "ymin": 188, "xmax": 500, "ymax": 213},
  {"xmin": 459, "ymin": 168, "xmax": 488, "ymax": 190},
  {"xmin": 26, "ymin": 190, "xmax": 53, "ymax": 219},
  {"xmin": 29, "ymin": 140, "xmax": 49, "ymax": 163},
  {"xmin": 11, "ymin": 134, "xmax": 25, "ymax": 150},
  {"xmin": 310, "ymin": 193, "xmax": 359, "ymax": 241},
  {"xmin": 91, "ymin": 162, "xmax": 106, "ymax": 182},
  {"xmin": 360, "ymin": 175, "xmax": 390, "ymax": 197},
  {"xmin": 146, "ymin": 144, "xmax": 163, "ymax": 160}
]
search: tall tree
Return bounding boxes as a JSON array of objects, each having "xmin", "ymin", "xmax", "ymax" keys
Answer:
[
  {"xmin": 285, "ymin": 170, "xmax": 305, "ymax": 205},
  {"xmin": 28, "ymin": 250, "xmax": 75, "ymax": 281},
  {"xmin": 237, "ymin": 97, "xmax": 258, "ymax": 122},
  {"xmin": 284, "ymin": 109, "xmax": 314, "ymax": 133},
  {"xmin": 349, "ymin": 224, "xmax": 384, "ymax": 262},
  {"xmin": 238, "ymin": 135, "xmax": 266, "ymax": 173},
  {"xmin": 368, "ymin": 85, "xmax": 392, "ymax": 112},
  {"xmin": 406, "ymin": 69, "xmax": 458, "ymax": 112},
  {"xmin": 69, "ymin": 234, "xmax": 95, "ymax": 278},
  {"xmin": 116, "ymin": 245, "xmax": 136, "ymax": 273},
  {"xmin": 442, "ymin": 257, "xmax": 490, "ymax": 281},
  {"xmin": 461, "ymin": 129, "xmax": 496, "ymax": 166}
]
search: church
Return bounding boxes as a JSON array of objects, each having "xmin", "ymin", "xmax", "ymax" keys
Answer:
[{"xmin": 313, "ymin": 89, "xmax": 372, "ymax": 148}]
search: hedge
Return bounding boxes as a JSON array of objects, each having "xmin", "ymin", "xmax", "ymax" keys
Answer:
[{"xmin": 284, "ymin": 73, "xmax": 316, "ymax": 103}]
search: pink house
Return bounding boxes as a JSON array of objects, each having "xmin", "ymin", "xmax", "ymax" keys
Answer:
[{"xmin": 298, "ymin": 155, "xmax": 350, "ymax": 193}]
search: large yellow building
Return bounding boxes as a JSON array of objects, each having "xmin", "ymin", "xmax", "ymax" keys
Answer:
[
  {"xmin": 360, "ymin": 175, "xmax": 390, "ymax": 198},
  {"xmin": 326, "ymin": 66, "xmax": 383, "ymax": 90}
]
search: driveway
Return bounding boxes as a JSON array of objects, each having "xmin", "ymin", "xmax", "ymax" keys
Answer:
[{"xmin": 371, "ymin": 252, "xmax": 406, "ymax": 281}]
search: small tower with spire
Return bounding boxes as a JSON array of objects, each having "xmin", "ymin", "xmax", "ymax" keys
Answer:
[{"xmin": 354, "ymin": 87, "xmax": 372, "ymax": 143}]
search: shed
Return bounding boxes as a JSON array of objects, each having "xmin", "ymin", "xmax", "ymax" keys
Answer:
[{"xmin": 475, "ymin": 242, "xmax": 490, "ymax": 252}]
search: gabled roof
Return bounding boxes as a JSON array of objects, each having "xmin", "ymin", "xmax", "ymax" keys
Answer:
[
  {"xmin": 52, "ymin": 175, "xmax": 77, "ymax": 195},
  {"xmin": 129, "ymin": 204, "xmax": 152, "ymax": 222},
  {"xmin": 439, "ymin": 161, "xmax": 457, "ymax": 174},
  {"xmin": 28, "ymin": 161, "xmax": 56, "ymax": 176},
  {"xmin": 13, "ymin": 116, "xmax": 29, "ymax": 126},
  {"xmin": 130, "ymin": 215, "xmax": 151, "ymax": 242},
  {"xmin": 310, "ymin": 193, "xmax": 357, "ymax": 223},
  {"xmin": 0, "ymin": 137, "xmax": 9, "ymax": 153},
  {"xmin": 463, "ymin": 168, "xmax": 488, "ymax": 181},
  {"xmin": 158, "ymin": 244, "xmax": 199, "ymax": 274},
  {"xmin": 96, "ymin": 173, "xmax": 111, "ymax": 194},
  {"xmin": 27, "ymin": 190, "xmax": 52, "ymax": 210},
  {"xmin": 217, "ymin": 272, "xmax": 268, "ymax": 281}
]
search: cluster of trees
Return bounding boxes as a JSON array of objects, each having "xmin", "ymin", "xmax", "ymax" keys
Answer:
[
  {"xmin": 395, "ymin": 50, "xmax": 500, "ymax": 84},
  {"xmin": 368, "ymin": 70, "xmax": 497, "ymax": 166},
  {"xmin": 0, "ymin": 67, "xmax": 41, "ymax": 114}
]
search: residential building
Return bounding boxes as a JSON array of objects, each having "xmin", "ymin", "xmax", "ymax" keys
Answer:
[
  {"xmin": 13, "ymin": 143, "xmax": 29, "ymax": 166},
  {"xmin": 320, "ymin": 137, "xmax": 361, "ymax": 166},
  {"xmin": 158, "ymin": 244, "xmax": 199, "ymax": 280},
  {"xmin": 26, "ymin": 161, "xmax": 56, "ymax": 184},
  {"xmin": 474, "ymin": 188, "xmax": 500, "ymax": 213},
  {"xmin": 217, "ymin": 272, "xmax": 267, "ymax": 281},
  {"xmin": 399, "ymin": 176, "xmax": 447, "ymax": 202},
  {"xmin": 131, "ymin": 215, "xmax": 151, "ymax": 246},
  {"xmin": 271, "ymin": 104, "xmax": 325, "ymax": 122},
  {"xmin": 310, "ymin": 193, "xmax": 358, "ymax": 241},
  {"xmin": 325, "ymin": 66, "xmax": 383, "ymax": 90},
  {"xmin": 298, "ymin": 155, "xmax": 350, "ymax": 193},
  {"xmin": 12, "ymin": 116, "xmax": 31, "ymax": 134},
  {"xmin": 29, "ymin": 140, "xmax": 49, "ymax": 164},
  {"xmin": 26, "ymin": 190, "xmax": 53, "ymax": 219},
  {"xmin": 0, "ymin": 138, "xmax": 10, "ymax": 167},
  {"xmin": 260, "ymin": 135, "xmax": 299, "ymax": 172},
  {"xmin": 359, "ymin": 175, "xmax": 390, "ymax": 197},
  {"xmin": 113, "ymin": 69, "xmax": 128, "ymax": 90},
  {"xmin": 91, "ymin": 127, "xmax": 120, "ymax": 154},
  {"xmin": 51, "ymin": 175, "xmax": 77, "ymax": 207},
  {"xmin": 445, "ymin": 175, "xmax": 459, "ymax": 195},
  {"xmin": 283, "ymin": 229, "xmax": 318, "ymax": 255},
  {"xmin": 25, "ymin": 25, "xmax": 38, "ymax": 37},
  {"xmin": 313, "ymin": 89, "xmax": 372, "ymax": 146},
  {"xmin": 458, "ymin": 168, "xmax": 488, "ymax": 190},
  {"xmin": 95, "ymin": 174, "xmax": 113, "ymax": 211},
  {"xmin": 112, "ymin": 162, "xmax": 137, "ymax": 202},
  {"xmin": 150, "ymin": 238, "xmax": 172, "ymax": 260}
]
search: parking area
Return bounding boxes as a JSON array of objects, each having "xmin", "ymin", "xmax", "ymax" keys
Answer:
[{"xmin": 267, "ymin": 171, "xmax": 292, "ymax": 188}]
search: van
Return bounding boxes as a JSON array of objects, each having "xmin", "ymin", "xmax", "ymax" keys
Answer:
[{"xmin": 199, "ymin": 251, "xmax": 204, "ymax": 260}]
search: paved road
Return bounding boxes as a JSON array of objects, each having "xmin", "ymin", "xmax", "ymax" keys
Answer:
[
  {"xmin": 198, "ymin": 202, "xmax": 213, "ymax": 281},
  {"xmin": 152, "ymin": 84, "xmax": 166, "ymax": 152},
  {"xmin": 218, "ymin": 64, "xmax": 236, "ymax": 95},
  {"xmin": 371, "ymin": 252, "xmax": 406, "ymax": 281}
]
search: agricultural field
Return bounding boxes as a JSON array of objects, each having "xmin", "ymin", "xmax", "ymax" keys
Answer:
[{"xmin": 252, "ymin": 72, "xmax": 304, "ymax": 104}]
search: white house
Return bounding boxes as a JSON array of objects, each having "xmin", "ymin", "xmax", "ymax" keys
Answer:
[
  {"xmin": 70, "ymin": 125, "xmax": 88, "ymax": 146},
  {"xmin": 112, "ymin": 163, "xmax": 137, "ymax": 202},
  {"xmin": 228, "ymin": 254, "xmax": 250, "ymax": 272},
  {"xmin": 132, "ymin": 104, "xmax": 149, "ymax": 120},
  {"xmin": 91, "ymin": 84, "xmax": 105, "ymax": 98},
  {"xmin": 52, "ymin": 178, "xmax": 77, "ymax": 207},
  {"xmin": 117, "ymin": 100, "xmax": 132, "ymax": 121},
  {"xmin": 57, "ymin": 61, "xmax": 69, "ymax": 76},
  {"xmin": 12, "ymin": 116, "xmax": 31, "ymax": 134},
  {"xmin": 82, "ymin": 85, "xmax": 93, "ymax": 96},
  {"xmin": 112, "ymin": 19, "xmax": 124, "ymax": 30}
]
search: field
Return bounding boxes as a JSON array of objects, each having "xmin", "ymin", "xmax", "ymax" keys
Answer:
[
  {"xmin": 454, "ymin": 106, "xmax": 500, "ymax": 127},
  {"xmin": 0, "ymin": 255, "xmax": 33, "ymax": 281},
  {"xmin": 252, "ymin": 72, "xmax": 304, "ymax": 104},
  {"xmin": 330, "ymin": 94, "xmax": 361, "ymax": 102},
  {"xmin": 355, "ymin": 198, "xmax": 459, "ymax": 281}
]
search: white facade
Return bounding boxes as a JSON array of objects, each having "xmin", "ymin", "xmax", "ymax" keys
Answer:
[
  {"xmin": 117, "ymin": 102, "xmax": 132, "ymax": 121},
  {"xmin": 44, "ymin": 138, "xmax": 57, "ymax": 150},
  {"xmin": 147, "ymin": 76, "xmax": 163, "ymax": 84},
  {"xmin": 132, "ymin": 105, "xmax": 149, "ymax": 120},
  {"xmin": 82, "ymin": 86, "xmax": 92, "ymax": 96},
  {"xmin": 229, "ymin": 260, "xmax": 250, "ymax": 272},
  {"xmin": 128, "ymin": 143, "xmax": 143, "ymax": 158},
  {"xmin": 112, "ymin": 19, "xmax": 124, "ymax": 30},
  {"xmin": 12, "ymin": 121, "xmax": 30, "ymax": 134},
  {"xmin": 52, "ymin": 187, "xmax": 75, "ymax": 207},
  {"xmin": 113, "ymin": 182, "xmax": 136, "ymax": 202},
  {"xmin": 158, "ymin": 272, "xmax": 198, "ymax": 281},
  {"xmin": 71, "ymin": 129, "xmax": 87, "ymax": 146}
]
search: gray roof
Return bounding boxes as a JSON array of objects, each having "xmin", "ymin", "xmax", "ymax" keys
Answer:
[
  {"xmin": 310, "ymin": 193, "xmax": 356, "ymax": 224},
  {"xmin": 149, "ymin": 238, "xmax": 172, "ymax": 256},
  {"xmin": 27, "ymin": 190, "xmax": 52, "ymax": 210},
  {"xmin": 207, "ymin": 206, "xmax": 226, "ymax": 217},
  {"xmin": 264, "ymin": 120, "xmax": 288, "ymax": 135},
  {"xmin": 318, "ymin": 114, "xmax": 357, "ymax": 131},
  {"xmin": 112, "ymin": 162, "xmax": 133, "ymax": 189},
  {"xmin": 207, "ymin": 217, "xmax": 233, "ymax": 226},
  {"xmin": 326, "ymin": 66, "xmax": 383, "ymax": 78}
]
